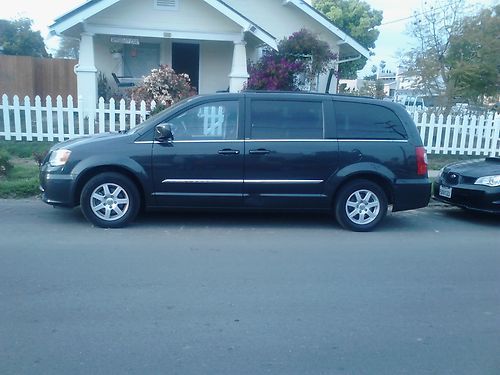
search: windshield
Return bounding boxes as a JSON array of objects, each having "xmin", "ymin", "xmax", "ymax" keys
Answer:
[{"xmin": 126, "ymin": 97, "xmax": 197, "ymax": 135}]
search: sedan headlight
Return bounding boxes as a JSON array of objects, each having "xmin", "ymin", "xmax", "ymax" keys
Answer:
[
  {"xmin": 49, "ymin": 149, "xmax": 72, "ymax": 167},
  {"xmin": 474, "ymin": 175, "xmax": 500, "ymax": 187}
]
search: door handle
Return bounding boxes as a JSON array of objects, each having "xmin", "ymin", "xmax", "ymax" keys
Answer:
[
  {"xmin": 249, "ymin": 149, "xmax": 271, "ymax": 155},
  {"xmin": 218, "ymin": 149, "xmax": 240, "ymax": 155}
]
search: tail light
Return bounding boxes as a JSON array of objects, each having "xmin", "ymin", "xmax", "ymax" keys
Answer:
[{"xmin": 416, "ymin": 147, "xmax": 428, "ymax": 176}]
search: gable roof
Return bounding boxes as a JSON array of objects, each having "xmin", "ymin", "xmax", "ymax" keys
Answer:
[
  {"xmin": 50, "ymin": 0, "xmax": 370, "ymax": 58},
  {"xmin": 50, "ymin": 0, "xmax": 278, "ymax": 49}
]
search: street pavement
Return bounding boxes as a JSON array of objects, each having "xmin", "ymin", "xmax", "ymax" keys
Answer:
[{"xmin": 0, "ymin": 198, "xmax": 499, "ymax": 375}]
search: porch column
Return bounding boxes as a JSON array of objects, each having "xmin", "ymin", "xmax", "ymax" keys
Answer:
[
  {"xmin": 228, "ymin": 40, "xmax": 249, "ymax": 92},
  {"xmin": 75, "ymin": 32, "xmax": 98, "ymax": 116}
]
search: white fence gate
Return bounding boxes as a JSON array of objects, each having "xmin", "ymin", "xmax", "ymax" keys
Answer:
[{"xmin": 1, "ymin": 94, "xmax": 499, "ymax": 156}]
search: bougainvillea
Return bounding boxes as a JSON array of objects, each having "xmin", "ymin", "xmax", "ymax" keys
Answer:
[
  {"xmin": 130, "ymin": 65, "xmax": 196, "ymax": 111},
  {"xmin": 246, "ymin": 28, "xmax": 337, "ymax": 91},
  {"xmin": 247, "ymin": 52, "xmax": 305, "ymax": 91}
]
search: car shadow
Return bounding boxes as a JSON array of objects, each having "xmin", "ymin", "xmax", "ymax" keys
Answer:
[
  {"xmin": 134, "ymin": 210, "xmax": 339, "ymax": 230},
  {"xmin": 439, "ymin": 206, "xmax": 500, "ymax": 226}
]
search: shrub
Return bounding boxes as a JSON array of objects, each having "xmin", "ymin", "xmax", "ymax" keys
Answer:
[
  {"xmin": 246, "ymin": 28, "xmax": 337, "ymax": 91},
  {"xmin": 0, "ymin": 150, "xmax": 13, "ymax": 177},
  {"xmin": 129, "ymin": 65, "xmax": 196, "ymax": 112}
]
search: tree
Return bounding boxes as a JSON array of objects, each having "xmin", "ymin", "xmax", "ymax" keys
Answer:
[
  {"xmin": 446, "ymin": 5, "xmax": 500, "ymax": 104},
  {"xmin": 0, "ymin": 18, "xmax": 48, "ymax": 57},
  {"xmin": 312, "ymin": 0, "xmax": 383, "ymax": 79},
  {"xmin": 55, "ymin": 37, "xmax": 79, "ymax": 59},
  {"xmin": 402, "ymin": 2, "xmax": 499, "ymax": 110}
]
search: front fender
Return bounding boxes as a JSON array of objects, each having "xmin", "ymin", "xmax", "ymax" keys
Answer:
[{"xmin": 70, "ymin": 155, "xmax": 152, "ymax": 204}]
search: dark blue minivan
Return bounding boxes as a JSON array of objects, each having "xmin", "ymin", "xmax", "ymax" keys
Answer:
[{"xmin": 40, "ymin": 92, "xmax": 431, "ymax": 231}]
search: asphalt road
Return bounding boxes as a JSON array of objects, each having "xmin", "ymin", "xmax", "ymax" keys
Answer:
[{"xmin": 0, "ymin": 199, "xmax": 499, "ymax": 375}]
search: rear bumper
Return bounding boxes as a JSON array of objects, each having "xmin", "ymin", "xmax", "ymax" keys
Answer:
[{"xmin": 392, "ymin": 178, "xmax": 432, "ymax": 212}]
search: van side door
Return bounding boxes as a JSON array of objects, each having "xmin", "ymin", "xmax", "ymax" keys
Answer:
[
  {"xmin": 243, "ymin": 96, "xmax": 338, "ymax": 209},
  {"xmin": 151, "ymin": 99, "xmax": 244, "ymax": 207}
]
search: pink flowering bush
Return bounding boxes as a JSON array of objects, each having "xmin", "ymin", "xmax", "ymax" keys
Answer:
[
  {"xmin": 246, "ymin": 28, "xmax": 337, "ymax": 91},
  {"xmin": 130, "ymin": 65, "xmax": 196, "ymax": 112}
]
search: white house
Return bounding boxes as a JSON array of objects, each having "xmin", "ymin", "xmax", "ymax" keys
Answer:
[{"xmin": 50, "ymin": 0, "xmax": 369, "ymax": 113}]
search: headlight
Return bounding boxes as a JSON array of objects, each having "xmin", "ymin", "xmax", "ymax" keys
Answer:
[
  {"xmin": 49, "ymin": 149, "xmax": 72, "ymax": 167},
  {"xmin": 474, "ymin": 175, "xmax": 500, "ymax": 187},
  {"xmin": 437, "ymin": 167, "xmax": 445, "ymax": 179}
]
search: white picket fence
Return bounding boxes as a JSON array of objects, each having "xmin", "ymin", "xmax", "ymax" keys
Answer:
[{"xmin": 0, "ymin": 94, "xmax": 499, "ymax": 156}]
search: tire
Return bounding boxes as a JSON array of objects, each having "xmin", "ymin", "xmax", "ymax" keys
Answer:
[
  {"xmin": 334, "ymin": 179, "xmax": 388, "ymax": 232},
  {"xmin": 80, "ymin": 172, "xmax": 140, "ymax": 228}
]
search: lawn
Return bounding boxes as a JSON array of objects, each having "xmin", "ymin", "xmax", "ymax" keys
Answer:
[
  {"xmin": 0, "ymin": 159, "xmax": 40, "ymax": 198},
  {"xmin": 0, "ymin": 141, "xmax": 54, "ymax": 198},
  {"xmin": 427, "ymin": 153, "xmax": 484, "ymax": 170}
]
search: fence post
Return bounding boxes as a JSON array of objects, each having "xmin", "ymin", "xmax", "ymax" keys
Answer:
[
  {"xmin": 2, "ymin": 94, "xmax": 11, "ymax": 141},
  {"xmin": 67, "ymin": 96, "xmax": 75, "ymax": 139},
  {"xmin": 78, "ymin": 96, "xmax": 85, "ymax": 136},
  {"xmin": 13, "ymin": 95, "xmax": 22, "ymax": 140},
  {"xmin": 46, "ymin": 96, "xmax": 54, "ymax": 142},
  {"xmin": 451, "ymin": 115, "xmax": 460, "ymax": 155},
  {"xmin": 130, "ymin": 100, "xmax": 137, "ymax": 129},
  {"xmin": 459, "ymin": 114, "xmax": 467, "ymax": 155},
  {"xmin": 98, "ymin": 97, "xmax": 105, "ymax": 133},
  {"xmin": 140, "ymin": 101, "xmax": 147, "ymax": 123},
  {"xmin": 442, "ymin": 115, "xmax": 452, "ymax": 155},
  {"xmin": 491, "ymin": 115, "xmax": 500, "ymax": 157},
  {"xmin": 119, "ymin": 99, "xmax": 126, "ymax": 131},
  {"xmin": 34, "ymin": 96, "xmax": 43, "ymax": 142},
  {"xmin": 24, "ymin": 96, "xmax": 33, "ymax": 141},
  {"xmin": 109, "ymin": 98, "xmax": 116, "ymax": 133},
  {"xmin": 56, "ymin": 96, "xmax": 65, "ymax": 141}
]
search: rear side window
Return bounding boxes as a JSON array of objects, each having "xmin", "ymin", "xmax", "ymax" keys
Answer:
[
  {"xmin": 250, "ymin": 100, "xmax": 324, "ymax": 139},
  {"xmin": 334, "ymin": 102, "xmax": 407, "ymax": 140}
]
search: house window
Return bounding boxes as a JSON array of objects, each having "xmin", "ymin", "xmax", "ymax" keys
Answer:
[{"xmin": 154, "ymin": 0, "xmax": 178, "ymax": 10}]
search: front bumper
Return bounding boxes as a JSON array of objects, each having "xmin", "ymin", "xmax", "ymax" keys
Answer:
[
  {"xmin": 433, "ymin": 181, "xmax": 500, "ymax": 214},
  {"xmin": 39, "ymin": 167, "xmax": 77, "ymax": 207}
]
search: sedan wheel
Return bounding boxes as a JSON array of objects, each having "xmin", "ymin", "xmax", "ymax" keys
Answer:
[
  {"xmin": 80, "ymin": 173, "xmax": 140, "ymax": 228},
  {"xmin": 335, "ymin": 179, "xmax": 388, "ymax": 232}
]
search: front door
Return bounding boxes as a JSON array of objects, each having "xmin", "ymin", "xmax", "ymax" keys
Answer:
[
  {"xmin": 172, "ymin": 42, "xmax": 200, "ymax": 92},
  {"xmin": 152, "ymin": 99, "xmax": 243, "ymax": 207},
  {"xmin": 244, "ymin": 97, "xmax": 337, "ymax": 209}
]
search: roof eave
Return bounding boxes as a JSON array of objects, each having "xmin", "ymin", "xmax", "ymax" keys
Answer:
[{"xmin": 283, "ymin": 0, "xmax": 370, "ymax": 59}]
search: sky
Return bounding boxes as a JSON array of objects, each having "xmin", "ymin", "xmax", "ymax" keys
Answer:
[{"xmin": 1, "ymin": 0, "xmax": 496, "ymax": 76}]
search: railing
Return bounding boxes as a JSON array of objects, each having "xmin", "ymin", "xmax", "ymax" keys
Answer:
[{"xmin": 1, "ymin": 94, "xmax": 499, "ymax": 156}]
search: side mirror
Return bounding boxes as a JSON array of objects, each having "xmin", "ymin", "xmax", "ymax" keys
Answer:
[{"xmin": 155, "ymin": 123, "xmax": 174, "ymax": 142}]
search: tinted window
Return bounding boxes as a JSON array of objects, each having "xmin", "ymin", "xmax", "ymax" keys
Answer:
[
  {"xmin": 250, "ymin": 100, "xmax": 324, "ymax": 139},
  {"xmin": 334, "ymin": 102, "xmax": 407, "ymax": 140},
  {"xmin": 169, "ymin": 101, "xmax": 238, "ymax": 141}
]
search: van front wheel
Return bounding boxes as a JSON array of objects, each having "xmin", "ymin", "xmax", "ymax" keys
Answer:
[
  {"xmin": 334, "ymin": 180, "xmax": 388, "ymax": 232},
  {"xmin": 80, "ymin": 173, "xmax": 140, "ymax": 228}
]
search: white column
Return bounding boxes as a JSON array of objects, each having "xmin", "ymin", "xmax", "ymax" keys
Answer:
[
  {"xmin": 229, "ymin": 40, "xmax": 249, "ymax": 93},
  {"xmin": 75, "ymin": 32, "xmax": 98, "ymax": 117}
]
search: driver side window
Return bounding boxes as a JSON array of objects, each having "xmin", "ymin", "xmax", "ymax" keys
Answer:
[{"xmin": 169, "ymin": 101, "xmax": 239, "ymax": 141}]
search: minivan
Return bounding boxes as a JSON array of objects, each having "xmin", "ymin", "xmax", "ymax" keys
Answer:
[{"xmin": 40, "ymin": 92, "xmax": 431, "ymax": 231}]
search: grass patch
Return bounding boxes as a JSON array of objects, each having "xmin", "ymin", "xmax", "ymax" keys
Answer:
[
  {"xmin": 427, "ymin": 154, "xmax": 484, "ymax": 170},
  {"xmin": 0, "ymin": 140, "xmax": 55, "ymax": 159},
  {"xmin": 0, "ymin": 162, "xmax": 40, "ymax": 198}
]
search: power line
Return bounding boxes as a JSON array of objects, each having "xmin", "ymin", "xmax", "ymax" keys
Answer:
[{"xmin": 379, "ymin": 1, "xmax": 480, "ymax": 26}]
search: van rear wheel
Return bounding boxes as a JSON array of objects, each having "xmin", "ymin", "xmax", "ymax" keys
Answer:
[
  {"xmin": 80, "ymin": 173, "xmax": 140, "ymax": 228},
  {"xmin": 334, "ymin": 179, "xmax": 388, "ymax": 232}
]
